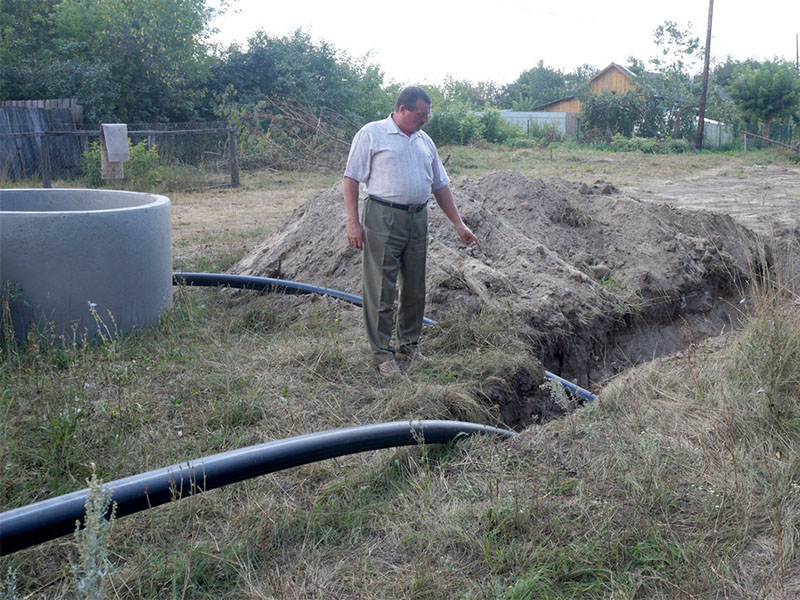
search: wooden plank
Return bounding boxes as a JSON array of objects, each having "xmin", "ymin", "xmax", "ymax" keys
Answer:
[
  {"xmin": 228, "ymin": 129, "xmax": 239, "ymax": 187},
  {"xmin": 744, "ymin": 131, "xmax": 798, "ymax": 152},
  {"xmin": 40, "ymin": 135, "xmax": 51, "ymax": 187}
]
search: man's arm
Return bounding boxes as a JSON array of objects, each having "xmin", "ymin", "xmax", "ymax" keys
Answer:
[
  {"xmin": 344, "ymin": 176, "xmax": 365, "ymax": 250},
  {"xmin": 432, "ymin": 185, "xmax": 478, "ymax": 245}
]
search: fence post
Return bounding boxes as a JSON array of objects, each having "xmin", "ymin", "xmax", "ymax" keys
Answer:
[
  {"xmin": 40, "ymin": 134, "xmax": 52, "ymax": 188},
  {"xmin": 228, "ymin": 128, "xmax": 239, "ymax": 187},
  {"xmin": 744, "ymin": 132, "xmax": 748, "ymax": 153}
]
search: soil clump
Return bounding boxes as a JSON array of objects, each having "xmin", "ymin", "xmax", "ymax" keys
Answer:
[{"xmin": 234, "ymin": 171, "xmax": 765, "ymax": 388}]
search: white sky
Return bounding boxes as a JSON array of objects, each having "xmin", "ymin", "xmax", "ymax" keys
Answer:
[{"xmin": 209, "ymin": 0, "xmax": 800, "ymax": 87}]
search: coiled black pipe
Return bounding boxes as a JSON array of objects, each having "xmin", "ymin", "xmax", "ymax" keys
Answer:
[
  {"xmin": 0, "ymin": 420, "xmax": 513, "ymax": 556},
  {"xmin": 173, "ymin": 272, "xmax": 597, "ymax": 401}
]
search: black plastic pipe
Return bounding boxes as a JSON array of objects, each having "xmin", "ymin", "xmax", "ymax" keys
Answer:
[
  {"xmin": 543, "ymin": 371, "xmax": 597, "ymax": 402},
  {"xmin": 173, "ymin": 272, "xmax": 597, "ymax": 402},
  {"xmin": 0, "ymin": 420, "xmax": 513, "ymax": 556},
  {"xmin": 173, "ymin": 272, "xmax": 438, "ymax": 325}
]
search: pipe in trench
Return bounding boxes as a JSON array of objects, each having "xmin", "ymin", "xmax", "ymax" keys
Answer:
[
  {"xmin": 173, "ymin": 272, "xmax": 597, "ymax": 402},
  {"xmin": 0, "ymin": 421, "xmax": 513, "ymax": 556}
]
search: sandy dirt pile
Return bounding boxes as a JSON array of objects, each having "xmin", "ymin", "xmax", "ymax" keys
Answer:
[{"xmin": 234, "ymin": 171, "xmax": 765, "ymax": 384}]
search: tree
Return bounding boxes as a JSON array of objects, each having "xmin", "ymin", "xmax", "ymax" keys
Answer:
[
  {"xmin": 1, "ymin": 0, "xmax": 220, "ymax": 122},
  {"xmin": 53, "ymin": 0, "xmax": 218, "ymax": 122},
  {"xmin": 729, "ymin": 60, "xmax": 800, "ymax": 138},
  {"xmin": 0, "ymin": 0, "xmax": 61, "ymax": 100},
  {"xmin": 711, "ymin": 57, "xmax": 760, "ymax": 89},
  {"xmin": 564, "ymin": 64, "xmax": 598, "ymax": 95},
  {"xmin": 625, "ymin": 21, "xmax": 702, "ymax": 139},
  {"xmin": 580, "ymin": 91, "xmax": 640, "ymax": 141},
  {"xmin": 499, "ymin": 61, "xmax": 568, "ymax": 110},
  {"xmin": 650, "ymin": 21, "xmax": 701, "ymax": 74},
  {"xmin": 212, "ymin": 29, "xmax": 388, "ymax": 123},
  {"xmin": 440, "ymin": 77, "xmax": 501, "ymax": 108}
]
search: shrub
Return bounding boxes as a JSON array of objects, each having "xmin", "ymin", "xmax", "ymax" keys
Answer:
[
  {"xmin": 664, "ymin": 138, "xmax": 691, "ymax": 153},
  {"xmin": 80, "ymin": 142, "xmax": 103, "ymax": 187},
  {"xmin": 80, "ymin": 141, "xmax": 161, "ymax": 191},
  {"xmin": 478, "ymin": 105, "xmax": 520, "ymax": 144},
  {"xmin": 125, "ymin": 141, "xmax": 161, "ymax": 190},
  {"xmin": 527, "ymin": 120, "xmax": 564, "ymax": 144},
  {"xmin": 605, "ymin": 134, "xmax": 692, "ymax": 154},
  {"xmin": 426, "ymin": 106, "xmax": 485, "ymax": 145}
]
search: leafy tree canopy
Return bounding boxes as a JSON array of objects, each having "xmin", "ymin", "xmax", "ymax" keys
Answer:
[
  {"xmin": 1, "ymin": 0, "xmax": 62, "ymax": 100},
  {"xmin": 439, "ymin": 77, "xmax": 501, "ymax": 109},
  {"xmin": 729, "ymin": 60, "xmax": 800, "ymax": 136},
  {"xmin": 623, "ymin": 21, "xmax": 702, "ymax": 138},
  {"xmin": 499, "ymin": 61, "xmax": 567, "ymax": 110},
  {"xmin": 1, "ymin": 0, "xmax": 220, "ymax": 122},
  {"xmin": 212, "ymin": 29, "xmax": 388, "ymax": 124}
]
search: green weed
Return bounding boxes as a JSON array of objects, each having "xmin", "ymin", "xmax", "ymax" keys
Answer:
[{"xmin": 70, "ymin": 471, "xmax": 117, "ymax": 600}]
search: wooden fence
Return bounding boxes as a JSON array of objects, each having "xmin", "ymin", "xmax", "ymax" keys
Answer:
[
  {"xmin": 0, "ymin": 106, "xmax": 82, "ymax": 180},
  {"xmin": 0, "ymin": 123, "xmax": 239, "ymax": 188},
  {"xmin": 0, "ymin": 98, "xmax": 84, "ymax": 125},
  {"xmin": 743, "ymin": 131, "xmax": 800, "ymax": 154}
]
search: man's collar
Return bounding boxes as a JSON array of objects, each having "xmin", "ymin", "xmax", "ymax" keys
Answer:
[{"xmin": 384, "ymin": 113, "xmax": 422, "ymax": 139}]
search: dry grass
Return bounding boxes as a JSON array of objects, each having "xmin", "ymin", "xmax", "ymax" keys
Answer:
[
  {"xmin": 171, "ymin": 170, "xmax": 340, "ymax": 272},
  {"xmin": 2, "ymin": 148, "xmax": 800, "ymax": 599}
]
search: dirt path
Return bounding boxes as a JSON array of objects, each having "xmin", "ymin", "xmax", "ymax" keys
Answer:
[{"xmin": 624, "ymin": 158, "xmax": 800, "ymax": 236}]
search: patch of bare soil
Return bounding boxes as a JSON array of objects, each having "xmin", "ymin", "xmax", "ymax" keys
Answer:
[
  {"xmin": 627, "ymin": 161, "xmax": 800, "ymax": 237},
  {"xmin": 234, "ymin": 171, "xmax": 767, "ymax": 388}
]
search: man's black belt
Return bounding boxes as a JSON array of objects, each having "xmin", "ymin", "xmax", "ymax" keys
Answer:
[{"xmin": 369, "ymin": 195, "xmax": 428, "ymax": 213}]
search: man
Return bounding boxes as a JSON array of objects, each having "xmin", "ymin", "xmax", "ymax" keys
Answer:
[{"xmin": 343, "ymin": 86, "xmax": 478, "ymax": 376}]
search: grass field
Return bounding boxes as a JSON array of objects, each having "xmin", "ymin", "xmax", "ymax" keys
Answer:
[{"xmin": 1, "ymin": 146, "xmax": 799, "ymax": 599}]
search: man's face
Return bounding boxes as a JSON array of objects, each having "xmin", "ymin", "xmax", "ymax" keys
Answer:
[{"xmin": 395, "ymin": 101, "xmax": 431, "ymax": 135}]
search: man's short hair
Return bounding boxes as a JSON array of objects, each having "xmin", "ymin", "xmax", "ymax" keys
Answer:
[{"xmin": 395, "ymin": 86, "xmax": 431, "ymax": 112}]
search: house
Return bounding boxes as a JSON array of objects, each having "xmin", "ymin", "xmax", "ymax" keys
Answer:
[
  {"xmin": 531, "ymin": 63, "xmax": 636, "ymax": 113},
  {"xmin": 530, "ymin": 97, "xmax": 581, "ymax": 113},
  {"xmin": 590, "ymin": 63, "xmax": 636, "ymax": 96}
]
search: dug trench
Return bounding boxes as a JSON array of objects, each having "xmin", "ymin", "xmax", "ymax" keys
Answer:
[{"xmin": 233, "ymin": 171, "xmax": 769, "ymax": 429}]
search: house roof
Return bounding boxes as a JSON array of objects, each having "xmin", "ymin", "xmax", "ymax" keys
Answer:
[
  {"xmin": 591, "ymin": 62, "xmax": 636, "ymax": 82},
  {"xmin": 531, "ymin": 96, "xmax": 577, "ymax": 111}
]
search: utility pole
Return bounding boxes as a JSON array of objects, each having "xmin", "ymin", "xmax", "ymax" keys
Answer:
[{"xmin": 695, "ymin": 0, "xmax": 714, "ymax": 150}]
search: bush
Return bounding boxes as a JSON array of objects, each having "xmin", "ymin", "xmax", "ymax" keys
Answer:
[
  {"xmin": 126, "ymin": 141, "xmax": 161, "ymax": 190},
  {"xmin": 426, "ymin": 106, "xmax": 485, "ymax": 145},
  {"xmin": 80, "ymin": 140, "xmax": 162, "ymax": 191},
  {"xmin": 478, "ymin": 105, "xmax": 521, "ymax": 144},
  {"xmin": 664, "ymin": 138, "xmax": 691, "ymax": 153},
  {"xmin": 526, "ymin": 120, "xmax": 564, "ymax": 144},
  {"xmin": 80, "ymin": 142, "xmax": 103, "ymax": 187},
  {"xmin": 605, "ymin": 134, "xmax": 692, "ymax": 154}
]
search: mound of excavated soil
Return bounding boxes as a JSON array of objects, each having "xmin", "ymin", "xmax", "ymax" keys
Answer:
[{"xmin": 234, "ymin": 171, "xmax": 765, "ymax": 385}]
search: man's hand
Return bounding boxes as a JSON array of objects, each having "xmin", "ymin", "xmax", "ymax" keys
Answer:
[
  {"xmin": 343, "ymin": 176, "xmax": 364, "ymax": 250},
  {"xmin": 347, "ymin": 220, "xmax": 365, "ymax": 250},
  {"xmin": 456, "ymin": 223, "xmax": 478, "ymax": 246},
  {"xmin": 433, "ymin": 185, "xmax": 478, "ymax": 247}
]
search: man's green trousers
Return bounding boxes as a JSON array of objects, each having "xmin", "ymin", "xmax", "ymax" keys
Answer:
[{"xmin": 362, "ymin": 198, "xmax": 428, "ymax": 364}]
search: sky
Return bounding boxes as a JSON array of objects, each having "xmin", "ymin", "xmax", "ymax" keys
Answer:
[{"xmin": 209, "ymin": 0, "xmax": 800, "ymax": 86}]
